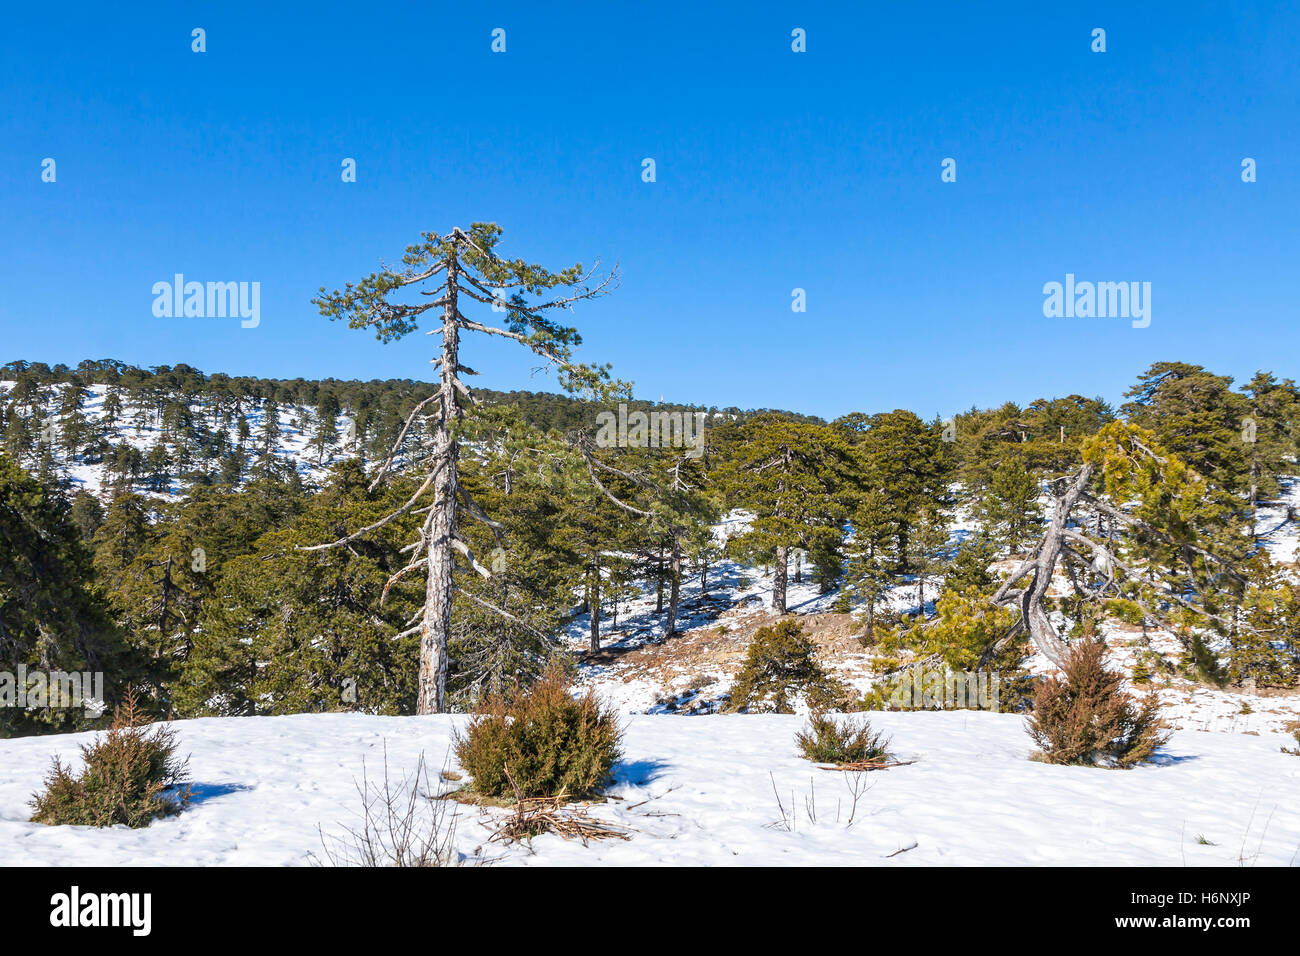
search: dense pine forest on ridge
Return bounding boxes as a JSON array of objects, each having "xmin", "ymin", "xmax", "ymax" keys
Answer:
[{"xmin": 3, "ymin": 347, "xmax": 1298, "ymax": 735}]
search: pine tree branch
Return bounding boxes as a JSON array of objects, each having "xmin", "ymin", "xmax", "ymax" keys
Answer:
[
  {"xmin": 367, "ymin": 386, "xmax": 444, "ymax": 491},
  {"xmin": 380, "ymin": 556, "xmax": 428, "ymax": 605},
  {"xmin": 1060, "ymin": 528, "xmax": 1244, "ymax": 630},
  {"xmin": 578, "ymin": 450, "xmax": 655, "ymax": 518},
  {"xmin": 298, "ymin": 463, "xmax": 442, "ymax": 553},
  {"xmin": 454, "ymin": 586, "xmax": 548, "ymax": 638},
  {"xmin": 451, "ymin": 537, "xmax": 493, "ymax": 580},
  {"xmin": 1078, "ymin": 494, "xmax": 1248, "ymax": 583},
  {"xmin": 457, "ymin": 487, "xmax": 505, "ymax": 535}
]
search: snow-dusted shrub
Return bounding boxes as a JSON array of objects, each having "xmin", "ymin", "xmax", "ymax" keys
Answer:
[
  {"xmin": 796, "ymin": 712, "xmax": 891, "ymax": 765},
  {"xmin": 29, "ymin": 689, "xmax": 191, "ymax": 827},
  {"xmin": 1283, "ymin": 721, "xmax": 1300, "ymax": 757},
  {"xmin": 727, "ymin": 619, "xmax": 845, "ymax": 714},
  {"xmin": 1026, "ymin": 639, "xmax": 1169, "ymax": 768},
  {"xmin": 454, "ymin": 665, "xmax": 621, "ymax": 800}
]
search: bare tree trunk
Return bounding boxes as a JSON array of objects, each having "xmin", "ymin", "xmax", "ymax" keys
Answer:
[
  {"xmin": 655, "ymin": 546, "xmax": 665, "ymax": 613},
  {"xmin": 1249, "ymin": 457, "xmax": 1259, "ymax": 538},
  {"xmin": 589, "ymin": 559, "xmax": 601, "ymax": 653},
  {"xmin": 772, "ymin": 545, "xmax": 789, "ymax": 613},
  {"xmin": 158, "ymin": 555, "xmax": 173, "ymax": 636},
  {"xmin": 666, "ymin": 541, "xmax": 682, "ymax": 636},
  {"xmin": 417, "ymin": 256, "xmax": 460, "ymax": 715},
  {"xmin": 983, "ymin": 462, "xmax": 1097, "ymax": 670},
  {"xmin": 1020, "ymin": 464, "xmax": 1093, "ymax": 667}
]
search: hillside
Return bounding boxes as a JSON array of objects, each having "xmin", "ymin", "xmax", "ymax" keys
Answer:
[{"xmin": 0, "ymin": 360, "xmax": 820, "ymax": 500}]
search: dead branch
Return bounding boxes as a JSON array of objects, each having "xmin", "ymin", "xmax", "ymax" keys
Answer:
[
  {"xmin": 296, "ymin": 463, "xmax": 442, "ymax": 553},
  {"xmin": 367, "ymin": 386, "xmax": 444, "ymax": 491},
  {"xmin": 454, "ymin": 586, "xmax": 550, "ymax": 638},
  {"xmin": 817, "ymin": 758, "xmax": 917, "ymax": 772},
  {"xmin": 488, "ymin": 766, "xmax": 630, "ymax": 847}
]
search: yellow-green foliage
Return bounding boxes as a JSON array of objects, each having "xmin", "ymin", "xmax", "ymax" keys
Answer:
[
  {"xmin": 1130, "ymin": 652, "xmax": 1155, "ymax": 685},
  {"xmin": 881, "ymin": 588, "xmax": 1018, "ymax": 670},
  {"xmin": 1104, "ymin": 598, "xmax": 1146, "ymax": 627},
  {"xmin": 857, "ymin": 684, "xmax": 895, "ymax": 711},
  {"xmin": 1082, "ymin": 422, "xmax": 1205, "ymax": 535},
  {"xmin": 867, "ymin": 655, "xmax": 904, "ymax": 672},
  {"xmin": 727, "ymin": 619, "xmax": 844, "ymax": 713},
  {"xmin": 454, "ymin": 665, "xmax": 622, "ymax": 800},
  {"xmin": 30, "ymin": 690, "xmax": 191, "ymax": 828}
]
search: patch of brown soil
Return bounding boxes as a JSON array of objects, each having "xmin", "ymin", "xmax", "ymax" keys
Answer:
[{"xmin": 582, "ymin": 609, "xmax": 876, "ymax": 705}]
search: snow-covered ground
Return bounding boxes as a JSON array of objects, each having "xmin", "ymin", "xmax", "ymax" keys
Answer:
[{"xmin": 2, "ymin": 711, "xmax": 1298, "ymax": 866}]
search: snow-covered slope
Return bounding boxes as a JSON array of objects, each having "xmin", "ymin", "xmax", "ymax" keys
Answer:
[
  {"xmin": 2, "ymin": 711, "xmax": 1297, "ymax": 866},
  {"xmin": 0, "ymin": 381, "xmax": 353, "ymax": 499}
]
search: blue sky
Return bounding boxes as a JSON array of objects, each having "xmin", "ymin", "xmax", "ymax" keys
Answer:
[{"xmin": 2, "ymin": 1, "xmax": 1297, "ymax": 420}]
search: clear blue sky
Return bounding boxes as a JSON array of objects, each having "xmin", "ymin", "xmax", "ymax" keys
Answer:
[{"xmin": 2, "ymin": 1, "xmax": 1297, "ymax": 420}]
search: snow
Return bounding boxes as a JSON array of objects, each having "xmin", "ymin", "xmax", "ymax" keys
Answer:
[
  {"xmin": 1259, "ymin": 475, "xmax": 1300, "ymax": 565},
  {"xmin": 2, "ymin": 710, "xmax": 1298, "ymax": 866},
  {"xmin": 0, "ymin": 380, "xmax": 352, "ymax": 500}
]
